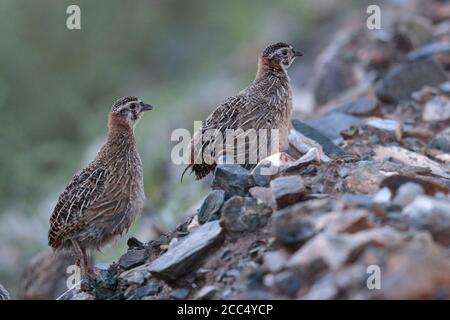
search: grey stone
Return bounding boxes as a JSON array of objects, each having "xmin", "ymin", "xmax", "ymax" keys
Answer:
[
  {"xmin": 271, "ymin": 203, "xmax": 317, "ymax": 247},
  {"xmin": 249, "ymin": 186, "xmax": 275, "ymax": 208},
  {"xmin": 70, "ymin": 291, "xmax": 95, "ymax": 300},
  {"xmin": 423, "ymin": 95, "xmax": 450, "ymax": 122},
  {"xmin": 195, "ymin": 285, "xmax": 219, "ymax": 300},
  {"xmin": 293, "ymin": 118, "xmax": 347, "ymax": 154},
  {"xmin": 304, "ymin": 111, "xmax": 361, "ymax": 142},
  {"xmin": 429, "ymin": 127, "xmax": 450, "ymax": 152},
  {"xmin": 364, "ymin": 118, "xmax": 400, "ymax": 133},
  {"xmin": 212, "ymin": 164, "xmax": 253, "ymax": 198},
  {"xmin": 392, "ymin": 182, "xmax": 425, "ymax": 207},
  {"xmin": 407, "ymin": 42, "xmax": 450, "ymax": 61},
  {"xmin": 125, "ymin": 283, "xmax": 161, "ymax": 300},
  {"xmin": 312, "ymin": 32, "xmax": 358, "ymax": 106},
  {"xmin": 220, "ymin": 196, "xmax": 272, "ymax": 233},
  {"xmin": 375, "ymin": 58, "xmax": 448, "ymax": 103},
  {"xmin": 148, "ymin": 221, "xmax": 223, "ymax": 280},
  {"xmin": 403, "ymin": 196, "xmax": 450, "ymax": 245},
  {"xmin": 270, "ymin": 176, "xmax": 306, "ymax": 209},
  {"xmin": 337, "ymin": 96, "xmax": 378, "ymax": 116},
  {"xmin": 273, "ymin": 271, "xmax": 301, "ymax": 297},
  {"xmin": 118, "ymin": 248, "xmax": 148, "ymax": 270},
  {"xmin": 198, "ymin": 190, "xmax": 225, "ymax": 224},
  {"xmin": 119, "ymin": 264, "xmax": 151, "ymax": 286},
  {"xmin": 439, "ymin": 81, "xmax": 450, "ymax": 93},
  {"xmin": 170, "ymin": 288, "xmax": 190, "ymax": 300},
  {"xmin": 339, "ymin": 167, "xmax": 350, "ymax": 178},
  {"xmin": 263, "ymin": 250, "xmax": 289, "ymax": 273},
  {"xmin": 251, "ymin": 164, "xmax": 273, "ymax": 187}
]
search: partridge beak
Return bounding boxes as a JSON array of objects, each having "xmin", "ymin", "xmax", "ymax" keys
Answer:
[
  {"xmin": 141, "ymin": 102, "xmax": 153, "ymax": 111},
  {"xmin": 294, "ymin": 49, "xmax": 304, "ymax": 57}
]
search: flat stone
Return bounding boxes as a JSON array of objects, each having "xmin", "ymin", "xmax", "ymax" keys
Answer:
[
  {"xmin": 118, "ymin": 264, "xmax": 151, "ymax": 286},
  {"xmin": 337, "ymin": 96, "xmax": 378, "ymax": 116},
  {"xmin": 293, "ymin": 118, "xmax": 348, "ymax": 153},
  {"xmin": 364, "ymin": 118, "xmax": 401, "ymax": 133},
  {"xmin": 270, "ymin": 176, "xmax": 307, "ymax": 209},
  {"xmin": 118, "ymin": 248, "xmax": 149, "ymax": 270},
  {"xmin": 423, "ymin": 95, "xmax": 450, "ymax": 122},
  {"xmin": 212, "ymin": 164, "xmax": 253, "ymax": 198},
  {"xmin": 407, "ymin": 42, "xmax": 450, "ymax": 61},
  {"xmin": 125, "ymin": 283, "xmax": 161, "ymax": 300},
  {"xmin": 220, "ymin": 196, "xmax": 272, "ymax": 233},
  {"xmin": 197, "ymin": 190, "xmax": 225, "ymax": 224},
  {"xmin": 148, "ymin": 221, "xmax": 223, "ymax": 281},
  {"xmin": 429, "ymin": 127, "xmax": 450, "ymax": 152},
  {"xmin": 403, "ymin": 196, "xmax": 450, "ymax": 245},
  {"xmin": 375, "ymin": 58, "xmax": 448, "ymax": 103},
  {"xmin": 170, "ymin": 288, "xmax": 190, "ymax": 300}
]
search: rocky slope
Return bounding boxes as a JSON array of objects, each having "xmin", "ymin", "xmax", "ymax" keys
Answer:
[{"xmin": 19, "ymin": 1, "xmax": 450, "ymax": 300}]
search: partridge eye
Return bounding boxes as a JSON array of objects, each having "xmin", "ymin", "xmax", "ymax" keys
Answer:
[
  {"xmin": 282, "ymin": 49, "xmax": 288, "ymax": 56},
  {"xmin": 129, "ymin": 104, "xmax": 136, "ymax": 110}
]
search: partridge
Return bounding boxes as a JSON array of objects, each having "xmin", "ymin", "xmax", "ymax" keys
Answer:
[
  {"xmin": 48, "ymin": 96, "xmax": 153, "ymax": 277},
  {"xmin": 184, "ymin": 42, "xmax": 302, "ymax": 179}
]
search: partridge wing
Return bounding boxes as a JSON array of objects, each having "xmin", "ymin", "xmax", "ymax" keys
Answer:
[{"xmin": 48, "ymin": 165, "xmax": 107, "ymax": 248}]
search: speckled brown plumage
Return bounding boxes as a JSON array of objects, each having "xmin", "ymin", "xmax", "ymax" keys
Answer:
[
  {"xmin": 185, "ymin": 42, "xmax": 303, "ymax": 180},
  {"xmin": 48, "ymin": 96, "xmax": 153, "ymax": 276}
]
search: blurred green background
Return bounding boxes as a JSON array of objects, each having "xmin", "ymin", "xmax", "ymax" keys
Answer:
[{"xmin": 0, "ymin": 0, "xmax": 370, "ymax": 296}]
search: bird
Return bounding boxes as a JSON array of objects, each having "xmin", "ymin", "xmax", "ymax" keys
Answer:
[
  {"xmin": 48, "ymin": 96, "xmax": 153, "ymax": 278},
  {"xmin": 183, "ymin": 42, "xmax": 303, "ymax": 180}
]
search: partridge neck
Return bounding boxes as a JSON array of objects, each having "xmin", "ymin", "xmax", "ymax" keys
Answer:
[
  {"xmin": 255, "ymin": 57, "xmax": 288, "ymax": 81},
  {"xmin": 106, "ymin": 113, "xmax": 136, "ymax": 152}
]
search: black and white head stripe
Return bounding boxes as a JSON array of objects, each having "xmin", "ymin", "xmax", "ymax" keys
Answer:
[
  {"xmin": 112, "ymin": 96, "xmax": 139, "ymax": 111},
  {"xmin": 262, "ymin": 42, "xmax": 291, "ymax": 57}
]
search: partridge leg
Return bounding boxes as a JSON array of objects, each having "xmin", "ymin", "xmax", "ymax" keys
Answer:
[{"xmin": 71, "ymin": 240, "xmax": 88, "ymax": 278}]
